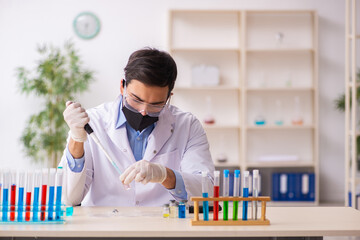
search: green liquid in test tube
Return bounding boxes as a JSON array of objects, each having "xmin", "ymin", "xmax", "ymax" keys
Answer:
[
  {"xmin": 223, "ymin": 169, "xmax": 229, "ymax": 220},
  {"xmin": 233, "ymin": 170, "xmax": 240, "ymax": 220}
]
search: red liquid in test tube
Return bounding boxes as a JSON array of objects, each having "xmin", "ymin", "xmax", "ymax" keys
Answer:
[
  {"xmin": 41, "ymin": 184, "xmax": 47, "ymax": 221},
  {"xmin": 25, "ymin": 192, "xmax": 32, "ymax": 221},
  {"xmin": 40, "ymin": 169, "xmax": 48, "ymax": 221},
  {"xmin": 213, "ymin": 185, "xmax": 219, "ymax": 220},
  {"xmin": 213, "ymin": 171, "xmax": 220, "ymax": 221},
  {"xmin": 10, "ymin": 184, "xmax": 16, "ymax": 221}
]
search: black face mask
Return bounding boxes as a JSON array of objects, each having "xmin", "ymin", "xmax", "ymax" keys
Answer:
[{"xmin": 122, "ymin": 105, "xmax": 159, "ymax": 132}]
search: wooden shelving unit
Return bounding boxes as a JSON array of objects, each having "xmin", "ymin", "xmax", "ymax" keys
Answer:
[
  {"xmin": 168, "ymin": 10, "xmax": 318, "ymax": 205},
  {"xmin": 345, "ymin": 0, "xmax": 360, "ymax": 209}
]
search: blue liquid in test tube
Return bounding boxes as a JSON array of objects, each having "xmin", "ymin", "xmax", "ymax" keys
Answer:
[
  {"xmin": 17, "ymin": 171, "xmax": 25, "ymax": 222},
  {"xmin": 242, "ymin": 171, "xmax": 250, "ymax": 220},
  {"xmin": 33, "ymin": 170, "xmax": 41, "ymax": 221},
  {"xmin": 201, "ymin": 171, "xmax": 209, "ymax": 221},
  {"xmin": 2, "ymin": 171, "xmax": 10, "ymax": 221},
  {"xmin": 0, "ymin": 170, "xmax": 2, "ymax": 209},
  {"xmin": 55, "ymin": 167, "xmax": 63, "ymax": 220},
  {"xmin": 48, "ymin": 168, "xmax": 56, "ymax": 220}
]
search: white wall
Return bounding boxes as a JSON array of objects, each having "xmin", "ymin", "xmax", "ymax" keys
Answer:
[{"xmin": 0, "ymin": 0, "xmax": 345, "ymax": 203}]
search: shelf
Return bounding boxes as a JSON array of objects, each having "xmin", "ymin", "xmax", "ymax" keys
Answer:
[
  {"xmin": 246, "ymin": 161, "xmax": 315, "ymax": 168},
  {"xmin": 246, "ymin": 87, "xmax": 314, "ymax": 92},
  {"xmin": 348, "ymin": 177, "xmax": 360, "ymax": 185},
  {"xmin": 246, "ymin": 10, "xmax": 316, "ymax": 14},
  {"xmin": 347, "ymin": 82, "xmax": 360, "ymax": 88},
  {"xmin": 246, "ymin": 48, "xmax": 314, "ymax": 53},
  {"xmin": 203, "ymin": 124, "xmax": 240, "ymax": 130},
  {"xmin": 348, "ymin": 35, "xmax": 360, "ymax": 40},
  {"xmin": 268, "ymin": 201, "xmax": 316, "ymax": 207},
  {"xmin": 246, "ymin": 125, "xmax": 314, "ymax": 130},
  {"xmin": 175, "ymin": 86, "xmax": 239, "ymax": 91},
  {"xmin": 214, "ymin": 162, "xmax": 240, "ymax": 168},
  {"xmin": 170, "ymin": 48, "xmax": 239, "ymax": 52},
  {"xmin": 347, "ymin": 131, "xmax": 360, "ymax": 137}
]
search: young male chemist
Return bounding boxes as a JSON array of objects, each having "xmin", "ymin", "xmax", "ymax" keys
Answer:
[{"xmin": 60, "ymin": 48, "xmax": 215, "ymax": 206}]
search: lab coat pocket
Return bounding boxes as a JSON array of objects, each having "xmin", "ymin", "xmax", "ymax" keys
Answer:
[{"xmin": 151, "ymin": 149, "xmax": 180, "ymax": 171}]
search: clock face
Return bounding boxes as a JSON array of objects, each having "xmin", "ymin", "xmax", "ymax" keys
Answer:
[{"xmin": 73, "ymin": 12, "xmax": 100, "ymax": 39}]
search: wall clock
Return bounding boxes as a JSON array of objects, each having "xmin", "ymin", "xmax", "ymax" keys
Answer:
[{"xmin": 73, "ymin": 12, "xmax": 101, "ymax": 40}]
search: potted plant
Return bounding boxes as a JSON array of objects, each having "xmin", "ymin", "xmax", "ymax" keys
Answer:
[
  {"xmin": 16, "ymin": 41, "xmax": 94, "ymax": 168},
  {"xmin": 334, "ymin": 70, "xmax": 360, "ymax": 170}
]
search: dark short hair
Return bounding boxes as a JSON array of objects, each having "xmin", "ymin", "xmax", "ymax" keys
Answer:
[{"xmin": 124, "ymin": 47, "xmax": 177, "ymax": 95}]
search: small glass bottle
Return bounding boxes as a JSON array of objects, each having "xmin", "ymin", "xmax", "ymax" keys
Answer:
[
  {"xmin": 292, "ymin": 96, "xmax": 304, "ymax": 126},
  {"xmin": 169, "ymin": 200, "xmax": 177, "ymax": 218},
  {"xmin": 274, "ymin": 99, "xmax": 284, "ymax": 126},
  {"xmin": 162, "ymin": 204, "xmax": 170, "ymax": 218},
  {"xmin": 178, "ymin": 201, "xmax": 186, "ymax": 218},
  {"xmin": 216, "ymin": 134, "xmax": 227, "ymax": 163},
  {"xmin": 254, "ymin": 98, "xmax": 266, "ymax": 126},
  {"xmin": 183, "ymin": 200, "xmax": 189, "ymax": 215},
  {"xmin": 204, "ymin": 96, "xmax": 215, "ymax": 125},
  {"xmin": 275, "ymin": 31, "xmax": 284, "ymax": 48}
]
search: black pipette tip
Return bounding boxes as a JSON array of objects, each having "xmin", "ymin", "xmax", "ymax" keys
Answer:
[{"xmin": 84, "ymin": 123, "xmax": 94, "ymax": 134}]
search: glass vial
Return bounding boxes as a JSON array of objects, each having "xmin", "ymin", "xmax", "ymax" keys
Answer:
[
  {"xmin": 162, "ymin": 204, "xmax": 170, "ymax": 218},
  {"xmin": 216, "ymin": 134, "xmax": 227, "ymax": 163},
  {"xmin": 178, "ymin": 201, "xmax": 186, "ymax": 218},
  {"xmin": 254, "ymin": 98, "xmax": 266, "ymax": 126},
  {"xmin": 275, "ymin": 31, "xmax": 284, "ymax": 48},
  {"xmin": 274, "ymin": 99, "xmax": 284, "ymax": 126},
  {"xmin": 204, "ymin": 96, "xmax": 215, "ymax": 125},
  {"xmin": 169, "ymin": 200, "xmax": 177, "ymax": 218},
  {"xmin": 292, "ymin": 96, "xmax": 304, "ymax": 126}
]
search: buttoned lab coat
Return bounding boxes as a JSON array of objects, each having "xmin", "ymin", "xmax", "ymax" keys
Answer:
[{"xmin": 60, "ymin": 96, "xmax": 215, "ymax": 206}]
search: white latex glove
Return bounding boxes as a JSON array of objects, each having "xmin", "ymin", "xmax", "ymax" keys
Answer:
[
  {"xmin": 63, "ymin": 101, "xmax": 89, "ymax": 142},
  {"xmin": 119, "ymin": 160, "xmax": 167, "ymax": 185}
]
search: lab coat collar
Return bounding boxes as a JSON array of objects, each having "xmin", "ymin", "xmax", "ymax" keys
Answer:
[
  {"xmin": 143, "ymin": 104, "xmax": 176, "ymax": 161},
  {"xmin": 106, "ymin": 95, "xmax": 176, "ymax": 161}
]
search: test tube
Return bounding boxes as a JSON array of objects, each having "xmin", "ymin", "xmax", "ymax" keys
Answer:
[
  {"xmin": 55, "ymin": 167, "xmax": 63, "ymax": 220},
  {"xmin": 10, "ymin": 170, "xmax": 16, "ymax": 221},
  {"xmin": 213, "ymin": 171, "xmax": 220, "ymax": 221},
  {"xmin": 25, "ymin": 171, "xmax": 33, "ymax": 221},
  {"xmin": 242, "ymin": 171, "xmax": 249, "ymax": 220},
  {"xmin": 33, "ymin": 170, "xmax": 41, "ymax": 221},
  {"xmin": 0, "ymin": 170, "xmax": 2, "ymax": 205},
  {"xmin": 48, "ymin": 168, "xmax": 56, "ymax": 220},
  {"xmin": 17, "ymin": 171, "xmax": 25, "ymax": 221},
  {"xmin": 41, "ymin": 168, "xmax": 48, "ymax": 221},
  {"xmin": 233, "ymin": 170, "xmax": 240, "ymax": 220},
  {"xmin": 252, "ymin": 169, "xmax": 259, "ymax": 220},
  {"xmin": 201, "ymin": 171, "xmax": 209, "ymax": 221},
  {"xmin": 2, "ymin": 171, "xmax": 10, "ymax": 221},
  {"xmin": 223, "ymin": 169, "xmax": 229, "ymax": 220}
]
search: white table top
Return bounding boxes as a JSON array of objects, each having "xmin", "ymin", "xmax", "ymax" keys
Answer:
[{"xmin": 0, "ymin": 206, "xmax": 360, "ymax": 237}]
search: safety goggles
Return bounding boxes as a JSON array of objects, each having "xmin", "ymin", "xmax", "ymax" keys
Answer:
[{"xmin": 123, "ymin": 88, "xmax": 170, "ymax": 117}]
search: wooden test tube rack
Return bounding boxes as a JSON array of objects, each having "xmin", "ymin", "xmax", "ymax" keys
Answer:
[{"xmin": 190, "ymin": 196, "xmax": 271, "ymax": 226}]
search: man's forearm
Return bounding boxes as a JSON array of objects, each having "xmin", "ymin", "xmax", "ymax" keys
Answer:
[
  {"xmin": 162, "ymin": 168, "xmax": 176, "ymax": 189},
  {"xmin": 68, "ymin": 138, "xmax": 85, "ymax": 159}
]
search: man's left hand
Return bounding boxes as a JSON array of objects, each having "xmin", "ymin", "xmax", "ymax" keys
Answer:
[{"xmin": 119, "ymin": 160, "xmax": 167, "ymax": 185}]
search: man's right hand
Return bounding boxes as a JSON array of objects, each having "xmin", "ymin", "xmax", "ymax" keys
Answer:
[{"xmin": 63, "ymin": 101, "xmax": 89, "ymax": 142}]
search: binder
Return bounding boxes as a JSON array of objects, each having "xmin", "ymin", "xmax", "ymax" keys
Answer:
[
  {"xmin": 309, "ymin": 173, "xmax": 315, "ymax": 201},
  {"xmin": 279, "ymin": 173, "xmax": 288, "ymax": 201},
  {"xmin": 287, "ymin": 173, "xmax": 296, "ymax": 201},
  {"xmin": 301, "ymin": 173, "xmax": 310, "ymax": 201},
  {"xmin": 272, "ymin": 173, "xmax": 280, "ymax": 201}
]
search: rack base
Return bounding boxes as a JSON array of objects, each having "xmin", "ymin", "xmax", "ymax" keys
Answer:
[{"xmin": 191, "ymin": 219, "xmax": 270, "ymax": 226}]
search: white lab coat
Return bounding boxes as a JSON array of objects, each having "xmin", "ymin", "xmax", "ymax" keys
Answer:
[{"xmin": 60, "ymin": 95, "xmax": 215, "ymax": 207}]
